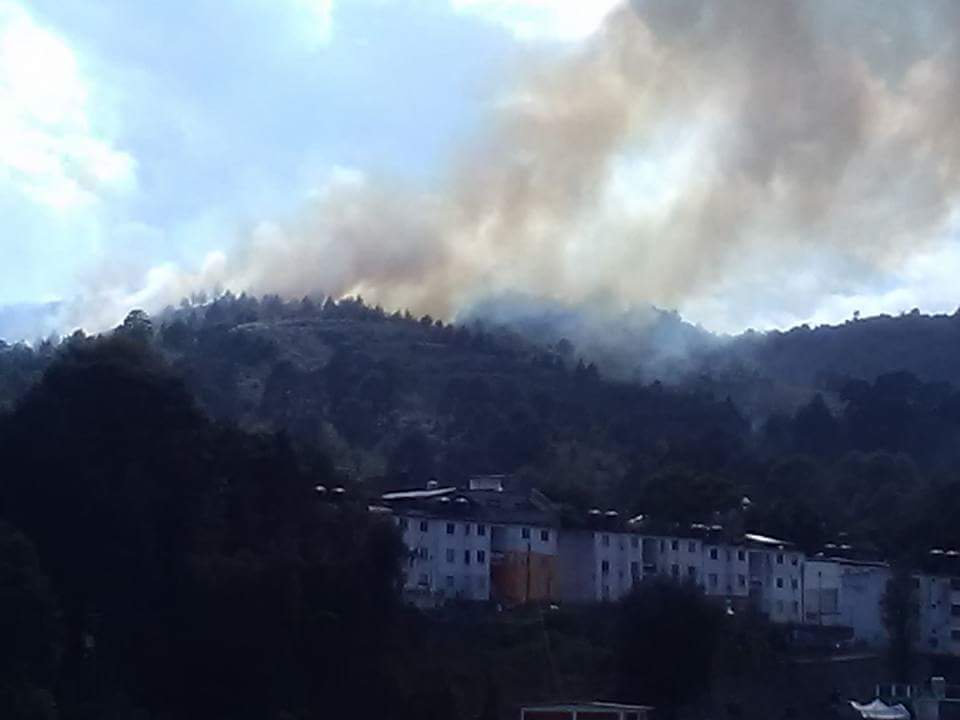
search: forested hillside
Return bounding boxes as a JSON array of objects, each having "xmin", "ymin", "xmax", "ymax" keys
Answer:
[
  {"xmin": 2, "ymin": 298, "xmax": 960, "ymax": 716},
  {"xmin": 4, "ymin": 295, "xmax": 960, "ymax": 560}
]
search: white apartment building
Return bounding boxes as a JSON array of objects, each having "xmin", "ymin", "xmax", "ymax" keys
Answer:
[
  {"xmin": 386, "ymin": 479, "xmax": 561, "ymax": 606},
  {"xmin": 396, "ymin": 509, "xmax": 493, "ymax": 604},
  {"xmin": 382, "ymin": 480, "xmax": 960, "ymax": 658},
  {"xmin": 916, "ymin": 572, "xmax": 954, "ymax": 655},
  {"xmin": 746, "ymin": 538, "xmax": 804, "ymax": 624},
  {"xmin": 557, "ymin": 529, "xmax": 644, "ymax": 602},
  {"xmin": 803, "ymin": 558, "xmax": 890, "ymax": 647},
  {"xmin": 639, "ymin": 533, "xmax": 750, "ymax": 603}
]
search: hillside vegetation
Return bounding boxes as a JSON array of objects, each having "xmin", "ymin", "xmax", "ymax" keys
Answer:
[{"xmin": 4, "ymin": 295, "xmax": 960, "ymax": 559}]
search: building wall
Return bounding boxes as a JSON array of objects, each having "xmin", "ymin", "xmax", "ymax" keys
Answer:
[
  {"xmin": 490, "ymin": 524, "xmax": 558, "ymax": 604},
  {"xmin": 804, "ymin": 559, "xmax": 889, "ymax": 647},
  {"xmin": 594, "ymin": 531, "xmax": 644, "ymax": 602},
  {"xmin": 702, "ymin": 542, "xmax": 750, "ymax": 599},
  {"xmin": 396, "ymin": 515, "xmax": 492, "ymax": 603},
  {"xmin": 748, "ymin": 548, "xmax": 803, "ymax": 623},
  {"xmin": 395, "ymin": 509, "xmax": 960, "ymax": 656},
  {"xmin": 840, "ymin": 564, "xmax": 889, "ymax": 647},
  {"xmin": 917, "ymin": 574, "xmax": 954, "ymax": 655},
  {"xmin": 557, "ymin": 531, "xmax": 597, "ymax": 603}
]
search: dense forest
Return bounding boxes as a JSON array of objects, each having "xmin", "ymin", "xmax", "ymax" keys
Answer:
[
  {"xmin": 5, "ymin": 295, "xmax": 960, "ymax": 560},
  {"xmin": 2, "ymin": 296, "xmax": 960, "ymax": 717}
]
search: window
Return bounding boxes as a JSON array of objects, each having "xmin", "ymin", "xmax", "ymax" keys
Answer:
[
  {"xmin": 951, "ymin": 604, "xmax": 960, "ymax": 617},
  {"xmin": 631, "ymin": 561, "xmax": 640, "ymax": 579},
  {"xmin": 521, "ymin": 527, "xmax": 531, "ymax": 540},
  {"xmin": 540, "ymin": 529, "xmax": 550, "ymax": 542},
  {"xmin": 791, "ymin": 555, "xmax": 798, "ymax": 566},
  {"xmin": 688, "ymin": 541, "xmax": 697, "ymax": 552},
  {"xmin": 418, "ymin": 573, "xmax": 429, "ymax": 586},
  {"xmin": 631, "ymin": 536, "xmax": 639, "ymax": 548},
  {"xmin": 601, "ymin": 560, "xmax": 610, "ymax": 575},
  {"xmin": 446, "ymin": 523, "xmax": 455, "ymax": 535},
  {"xmin": 791, "ymin": 579, "xmax": 798, "ymax": 590},
  {"xmin": 477, "ymin": 524, "xmax": 486, "ymax": 536},
  {"xmin": 671, "ymin": 564, "xmax": 680, "ymax": 577},
  {"xmin": 420, "ymin": 521, "xmax": 429, "ymax": 532},
  {"xmin": 913, "ymin": 578, "xmax": 921, "ymax": 589},
  {"xmin": 464, "ymin": 550, "xmax": 471, "ymax": 565},
  {"xmin": 738, "ymin": 574, "xmax": 746, "ymax": 587},
  {"xmin": 709, "ymin": 548, "xmax": 718, "ymax": 560},
  {"xmin": 446, "ymin": 575, "xmax": 454, "ymax": 588},
  {"xmin": 952, "ymin": 629, "xmax": 960, "ymax": 641},
  {"xmin": 477, "ymin": 550, "xmax": 486, "ymax": 564},
  {"xmin": 399, "ymin": 518, "xmax": 409, "ymax": 531},
  {"xmin": 792, "ymin": 601, "xmax": 799, "ymax": 613},
  {"xmin": 602, "ymin": 534, "xmax": 610, "ymax": 547},
  {"xmin": 602, "ymin": 584, "xmax": 610, "ymax": 600},
  {"xmin": 446, "ymin": 549, "xmax": 455, "ymax": 563},
  {"xmin": 464, "ymin": 524, "xmax": 471, "ymax": 536},
  {"xmin": 671, "ymin": 540, "xmax": 679, "ymax": 551},
  {"xmin": 688, "ymin": 566, "xmax": 696, "ymax": 578},
  {"xmin": 776, "ymin": 578, "xmax": 784, "ymax": 588},
  {"xmin": 660, "ymin": 540, "xmax": 665, "ymax": 552},
  {"xmin": 709, "ymin": 573, "xmax": 718, "ymax": 588},
  {"xmin": 726, "ymin": 549, "xmax": 732, "ymax": 561},
  {"xmin": 738, "ymin": 550, "xmax": 746, "ymax": 562},
  {"xmin": 776, "ymin": 553, "xmax": 784, "ymax": 565}
]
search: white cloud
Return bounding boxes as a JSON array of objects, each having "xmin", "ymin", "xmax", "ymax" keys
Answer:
[
  {"xmin": 0, "ymin": 1, "xmax": 135, "ymax": 212},
  {"xmin": 450, "ymin": 0, "xmax": 622, "ymax": 41},
  {"xmin": 288, "ymin": 0, "xmax": 335, "ymax": 47}
]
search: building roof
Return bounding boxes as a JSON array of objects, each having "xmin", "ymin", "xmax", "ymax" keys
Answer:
[
  {"xmin": 522, "ymin": 701, "xmax": 654, "ymax": 712},
  {"xmin": 381, "ymin": 487, "xmax": 457, "ymax": 501},
  {"xmin": 380, "ymin": 484, "xmax": 558, "ymax": 526},
  {"xmin": 744, "ymin": 532, "xmax": 793, "ymax": 548}
]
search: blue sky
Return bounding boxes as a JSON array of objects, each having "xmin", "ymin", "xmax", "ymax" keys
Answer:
[
  {"xmin": 2, "ymin": 0, "xmax": 960, "ymax": 336},
  {"xmin": 0, "ymin": 0, "xmax": 553, "ymax": 301}
]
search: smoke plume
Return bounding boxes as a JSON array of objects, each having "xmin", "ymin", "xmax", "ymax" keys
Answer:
[{"xmin": 65, "ymin": 0, "xmax": 960, "ymax": 334}]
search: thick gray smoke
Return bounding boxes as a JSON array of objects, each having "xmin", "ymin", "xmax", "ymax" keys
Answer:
[{"xmin": 65, "ymin": 0, "xmax": 960, "ymax": 334}]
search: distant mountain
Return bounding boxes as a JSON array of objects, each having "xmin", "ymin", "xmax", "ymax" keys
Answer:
[{"xmin": 0, "ymin": 301, "xmax": 62, "ymax": 343}]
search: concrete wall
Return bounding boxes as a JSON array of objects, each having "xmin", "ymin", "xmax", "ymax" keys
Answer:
[
  {"xmin": 397, "ymin": 515, "xmax": 492, "ymax": 602},
  {"xmin": 593, "ymin": 531, "xmax": 644, "ymax": 601},
  {"xmin": 490, "ymin": 523, "xmax": 558, "ymax": 604},
  {"xmin": 557, "ymin": 531, "xmax": 597, "ymax": 602}
]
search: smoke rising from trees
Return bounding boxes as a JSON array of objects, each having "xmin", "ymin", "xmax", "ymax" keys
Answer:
[{"xmin": 66, "ymin": 0, "xmax": 960, "ymax": 335}]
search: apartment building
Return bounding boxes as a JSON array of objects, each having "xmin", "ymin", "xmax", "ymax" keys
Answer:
[
  {"xmin": 638, "ymin": 530, "xmax": 750, "ymax": 604},
  {"xmin": 744, "ymin": 534, "xmax": 804, "ymax": 624},
  {"xmin": 803, "ymin": 558, "xmax": 889, "ymax": 647},
  {"xmin": 916, "ymin": 571, "xmax": 955, "ymax": 655},
  {"xmin": 391, "ymin": 489, "xmax": 494, "ymax": 604},
  {"xmin": 384, "ymin": 476, "xmax": 559, "ymax": 606},
  {"xmin": 382, "ymin": 478, "xmax": 960, "ymax": 657},
  {"xmin": 557, "ymin": 523, "xmax": 645, "ymax": 602}
]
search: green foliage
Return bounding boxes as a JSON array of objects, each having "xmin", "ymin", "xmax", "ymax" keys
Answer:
[
  {"xmin": 616, "ymin": 578, "xmax": 725, "ymax": 711},
  {"xmin": 0, "ymin": 337, "xmax": 426, "ymax": 719},
  {"xmin": 0, "ymin": 524, "xmax": 60, "ymax": 720}
]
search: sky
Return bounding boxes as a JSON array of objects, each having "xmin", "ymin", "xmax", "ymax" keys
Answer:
[{"xmin": 2, "ymin": 0, "xmax": 960, "ymax": 336}]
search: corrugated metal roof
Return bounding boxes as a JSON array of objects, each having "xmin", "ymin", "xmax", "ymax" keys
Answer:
[{"xmin": 381, "ymin": 487, "xmax": 457, "ymax": 501}]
